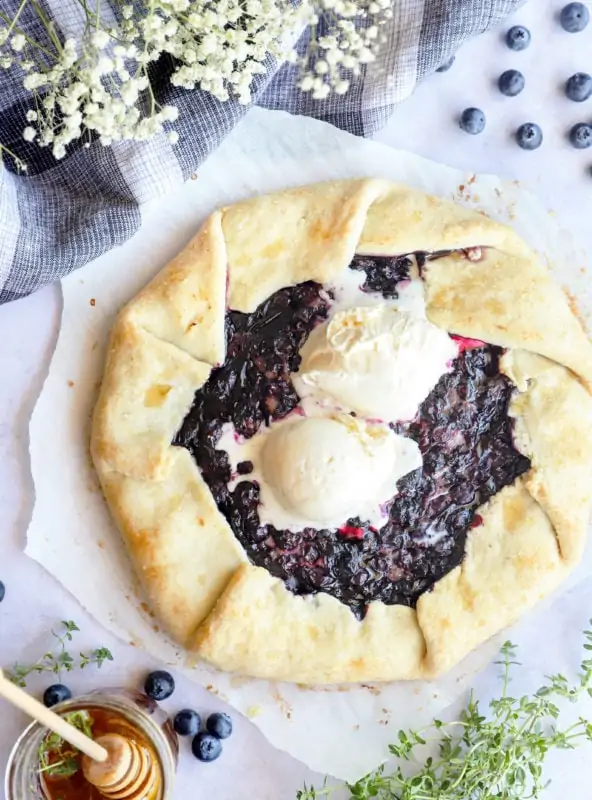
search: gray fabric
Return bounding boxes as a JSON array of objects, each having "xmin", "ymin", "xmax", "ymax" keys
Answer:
[{"xmin": 0, "ymin": 0, "xmax": 524, "ymax": 303}]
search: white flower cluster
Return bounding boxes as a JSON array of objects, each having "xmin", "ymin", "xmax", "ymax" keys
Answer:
[
  {"xmin": 298, "ymin": 0, "xmax": 393, "ymax": 99},
  {"xmin": 0, "ymin": 0, "xmax": 394, "ymax": 162},
  {"xmin": 124, "ymin": 0, "xmax": 312, "ymax": 106}
]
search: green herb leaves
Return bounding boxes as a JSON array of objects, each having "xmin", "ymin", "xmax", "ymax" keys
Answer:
[
  {"xmin": 298, "ymin": 626, "xmax": 592, "ymax": 800},
  {"xmin": 5, "ymin": 620, "xmax": 113, "ymax": 687},
  {"xmin": 38, "ymin": 710, "xmax": 94, "ymax": 779}
]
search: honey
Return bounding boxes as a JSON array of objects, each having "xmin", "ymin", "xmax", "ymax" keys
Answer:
[
  {"xmin": 40, "ymin": 705, "xmax": 163, "ymax": 800},
  {"xmin": 5, "ymin": 690, "xmax": 178, "ymax": 800}
]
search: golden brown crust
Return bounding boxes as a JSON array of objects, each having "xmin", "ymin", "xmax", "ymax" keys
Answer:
[
  {"xmin": 91, "ymin": 319, "xmax": 211, "ymax": 481},
  {"xmin": 222, "ymin": 179, "xmax": 526, "ymax": 312},
  {"xmin": 192, "ymin": 563, "xmax": 426, "ymax": 683},
  {"xmin": 423, "ymin": 248, "xmax": 592, "ymax": 390},
  {"xmin": 223, "ymin": 180, "xmax": 382, "ymax": 312},
  {"xmin": 418, "ymin": 480, "xmax": 567, "ymax": 677},
  {"xmin": 358, "ymin": 181, "xmax": 524, "ymax": 255},
  {"xmin": 91, "ymin": 178, "xmax": 592, "ymax": 683},
  {"xmin": 192, "ymin": 479, "xmax": 569, "ymax": 683},
  {"xmin": 122, "ymin": 211, "xmax": 227, "ymax": 366},
  {"xmin": 501, "ymin": 350, "xmax": 592, "ymax": 565},
  {"xmin": 98, "ymin": 448, "xmax": 246, "ymax": 645}
]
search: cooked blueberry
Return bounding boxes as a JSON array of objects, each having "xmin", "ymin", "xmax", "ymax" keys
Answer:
[
  {"xmin": 237, "ymin": 460, "xmax": 254, "ymax": 475},
  {"xmin": 174, "ymin": 709, "xmax": 201, "ymax": 736},
  {"xmin": 505, "ymin": 24, "xmax": 531, "ymax": 50},
  {"xmin": 43, "ymin": 684, "xmax": 72, "ymax": 708},
  {"xmin": 459, "ymin": 107, "xmax": 486, "ymax": 135},
  {"xmin": 144, "ymin": 670, "xmax": 175, "ymax": 701},
  {"xmin": 0, "ymin": 581, "xmax": 5, "ymax": 602},
  {"xmin": 192, "ymin": 732, "xmax": 222, "ymax": 762},
  {"xmin": 436, "ymin": 56, "xmax": 455, "ymax": 73},
  {"xmin": 174, "ymin": 273, "xmax": 530, "ymax": 619},
  {"xmin": 350, "ymin": 254, "xmax": 410, "ymax": 298},
  {"xmin": 516, "ymin": 123, "xmax": 543, "ymax": 150},
  {"xmin": 560, "ymin": 2, "xmax": 589, "ymax": 32},
  {"xmin": 569, "ymin": 123, "xmax": 592, "ymax": 149},
  {"xmin": 206, "ymin": 712, "xmax": 233, "ymax": 739},
  {"xmin": 498, "ymin": 69, "xmax": 525, "ymax": 97}
]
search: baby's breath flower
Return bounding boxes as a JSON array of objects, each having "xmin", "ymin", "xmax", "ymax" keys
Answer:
[
  {"xmin": 0, "ymin": 0, "xmax": 393, "ymax": 161},
  {"xmin": 91, "ymin": 30, "xmax": 110, "ymax": 49},
  {"xmin": 160, "ymin": 105, "xmax": 179, "ymax": 122},
  {"xmin": 312, "ymin": 82, "xmax": 331, "ymax": 100},
  {"xmin": 357, "ymin": 47, "xmax": 376, "ymax": 63},
  {"xmin": 23, "ymin": 73, "xmax": 44, "ymax": 90},
  {"xmin": 11, "ymin": 34, "xmax": 26, "ymax": 52},
  {"xmin": 299, "ymin": 75, "xmax": 315, "ymax": 92}
]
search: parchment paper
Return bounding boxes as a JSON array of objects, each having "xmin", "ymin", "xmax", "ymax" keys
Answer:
[{"xmin": 26, "ymin": 108, "xmax": 592, "ymax": 782}]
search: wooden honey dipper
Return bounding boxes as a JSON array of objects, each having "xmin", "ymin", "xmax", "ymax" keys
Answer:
[
  {"xmin": 82, "ymin": 733, "xmax": 160, "ymax": 800},
  {"xmin": 0, "ymin": 671, "xmax": 160, "ymax": 800},
  {"xmin": 0, "ymin": 669, "xmax": 108, "ymax": 763}
]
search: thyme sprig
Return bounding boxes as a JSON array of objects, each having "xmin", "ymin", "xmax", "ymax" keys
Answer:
[
  {"xmin": 298, "ymin": 626, "xmax": 592, "ymax": 799},
  {"xmin": 5, "ymin": 620, "xmax": 113, "ymax": 687},
  {"xmin": 38, "ymin": 710, "xmax": 95, "ymax": 779}
]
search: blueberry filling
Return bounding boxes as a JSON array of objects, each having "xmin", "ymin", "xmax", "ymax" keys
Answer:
[
  {"xmin": 350, "ymin": 254, "xmax": 412, "ymax": 298},
  {"xmin": 174, "ymin": 255, "xmax": 530, "ymax": 618}
]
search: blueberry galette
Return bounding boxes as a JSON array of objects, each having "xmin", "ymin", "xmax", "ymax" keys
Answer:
[{"xmin": 91, "ymin": 179, "xmax": 592, "ymax": 683}]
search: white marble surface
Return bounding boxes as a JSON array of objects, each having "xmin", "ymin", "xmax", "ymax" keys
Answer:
[{"xmin": 2, "ymin": 1, "xmax": 592, "ymax": 797}]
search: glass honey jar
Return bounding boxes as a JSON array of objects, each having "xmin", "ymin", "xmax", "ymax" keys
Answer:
[{"xmin": 4, "ymin": 689, "xmax": 178, "ymax": 800}]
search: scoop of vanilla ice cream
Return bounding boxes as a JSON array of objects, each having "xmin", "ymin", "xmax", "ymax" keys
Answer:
[
  {"xmin": 260, "ymin": 414, "xmax": 421, "ymax": 528},
  {"xmin": 293, "ymin": 305, "xmax": 457, "ymax": 422}
]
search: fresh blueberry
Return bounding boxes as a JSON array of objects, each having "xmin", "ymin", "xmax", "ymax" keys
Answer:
[
  {"xmin": 569, "ymin": 123, "xmax": 592, "ymax": 149},
  {"xmin": 459, "ymin": 107, "xmax": 486, "ymax": 135},
  {"xmin": 144, "ymin": 670, "xmax": 175, "ymax": 701},
  {"xmin": 436, "ymin": 56, "xmax": 455, "ymax": 73},
  {"xmin": 43, "ymin": 684, "xmax": 72, "ymax": 708},
  {"xmin": 498, "ymin": 69, "xmax": 525, "ymax": 97},
  {"xmin": 174, "ymin": 709, "xmax": 201, "ymax": 736},
  {"xmin": 206, "ymin": 712, "xmax": 233, "ymax": 740},
  {"xmin": 560, "ymin": 2, "xmax": 590, "ymax": 32},
  {"xmin": 515, "ymin": 123, "xmax": 543, "ymax": 151},
  {"xmin": 565, "ymin": 72, "xmax": 592, "ymax": 102},
  {"xmin": 0, "ymin": 581, "xmax": 5, "ymax": 602},
  {"xmin": 505, "ymin": 25, "xmax": 531, "ymax": 50},
  {"xmin": 192, "ymin": 732, "xmax": 222, "ymax": 762}
]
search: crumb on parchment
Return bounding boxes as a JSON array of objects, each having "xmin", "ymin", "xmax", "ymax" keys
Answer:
[
  {"xmin": 270, "ymin": 687, "xmax": 293, "ymax": 719},
  {"xmin": 361, "ymin": 684, "xmax": 381, "ymax": 696}
]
